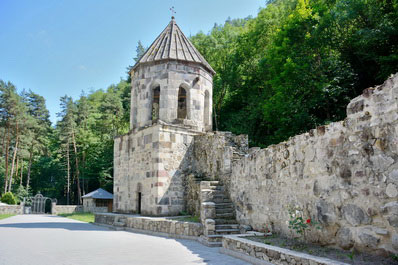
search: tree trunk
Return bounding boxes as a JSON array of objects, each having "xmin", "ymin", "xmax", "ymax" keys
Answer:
[
  {"xmin": 20, "ymin": 162, "xmax": 23, "ymax": 186},
  {"xmin": 15, "ymin": 156, "xmax": 19, "ymax": 184},
  {"xmin": 1, "ymin": 126, "xmax": 7, "ymax": 157},
  {"xmin": 66, "ymin": 140, "xmax": 70, "ymax": 205},
  {"xmin": 26, "ymin": 143, "xmax": 34, "ymax": 188},
  {"xmin": 8, "ymin": 122, "xmax": 19, "ymax": 192},
  {"xmin": 82, "ymin": 150, "xmax": 86, "ymax": 195},
  {"xmin": 71, "ymin": 131, "xmax": 81, "ymax": 204},
  {"xmin": 4, "ymin": 125, "xmax": 10, "ymax": 193}
]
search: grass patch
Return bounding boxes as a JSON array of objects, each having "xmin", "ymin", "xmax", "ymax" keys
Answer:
[
  {"xmin": 58, "ymin": 212, "xmax": 94, "ymax": 223},
  {"xmin": 174, "ymin": 215, "xmax": 200, "ymax": 223},
  {"xmin": 0, "ymin": 214, "xmax": 15, "ymax": 220}
]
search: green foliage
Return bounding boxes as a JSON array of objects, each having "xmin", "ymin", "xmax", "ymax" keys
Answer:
[
  {"xmin": 58, "ymin": 212, "xmax": 95, "ymax": 223},
  {"xmin": 174, "ymin": 215, "xmax": 200, "ymax": 223},
  {"xmin": 191, "ymin": 0, "xmax": 398, "ymax": 147},
  {"xmin": 1, "ymin": 192, "xmax": 16, "ymax": 205},
  {"xmin": 15, "ymin": 185, "xmax": 32, "ymax": 205},
  {"xmin": 0, "ymin": 214, "xmax": 15, "ymax": 220},
  {"xmin": 347, "ymin": 251, "xmax": 355, "ymax": 261},
  {"xmin": 0, "ymin": 77, "xmax": 128, "ymax": 205},
  {"xmin": 287, "ymin": 205, "xmax": 320, "ymax": 237},
  {"xmin": 134, "ymin": 40, "xmax": 147, "ymax": 62}
]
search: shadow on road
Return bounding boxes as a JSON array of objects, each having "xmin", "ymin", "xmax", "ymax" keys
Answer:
[
  {"xmin": 0, "ymin": 221, "xmax": 110, "ymax": 231},
  {"xmin": 0, "ymin": 216, "xmax": 247, "ymax": 264}
]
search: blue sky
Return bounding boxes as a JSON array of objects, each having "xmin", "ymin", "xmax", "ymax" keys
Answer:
[{"xmin": 0, "ymin": 0, "xmax": 264, "ymax": 124}]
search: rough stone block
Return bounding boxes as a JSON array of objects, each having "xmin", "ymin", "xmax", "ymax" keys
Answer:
[{"xmin": 341, "ymin": 204, "xmax": 371, "ymax": 226}]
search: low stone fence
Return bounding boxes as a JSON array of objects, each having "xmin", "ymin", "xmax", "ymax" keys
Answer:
[
  {"xmin": 221, "ymin": 235, "xmax": 349, "ymax": 265},
  {"xmin": 0, "ymin": 205, "xmax": 23, "ymax": 215},
  {"xmin": 83, "ymin": 206, "xmax": 108, "ymax": 213},
  {"xmin": 51, "ymin": 205, "xmax": 83, "ymax": 215},
  {"xmin": 95, "ymin": 213, "xmax": 203, "ymax": 239}
]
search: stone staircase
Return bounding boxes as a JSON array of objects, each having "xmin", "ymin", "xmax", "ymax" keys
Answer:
[
  {"xmin": 112, "ymin": 216, "xmax": 127, "ymax": 230},
  {"xmin": 200, "ymin": 181, "xmax": 240, "ymax": 247}
]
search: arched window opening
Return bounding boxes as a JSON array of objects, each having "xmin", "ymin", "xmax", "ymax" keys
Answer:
[
  {"xmin": 204, "ymin": 90, "xmax": 210, "ymax": 129},
  {"xmin": 177, "ymin": 87, "xmax": 187, "ymax": 119},
  {"xmin": 152, "ymin": 86, "xmax": 160, "ymax": 122}
]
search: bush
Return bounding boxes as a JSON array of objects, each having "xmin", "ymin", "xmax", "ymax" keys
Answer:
[
  {"xmin": 15, "ymin": 185, "xmax": 32, "ymax": 205},
  {"xmin": 1, "ymin": 192, "xmax": 17, "ymax": 205}
]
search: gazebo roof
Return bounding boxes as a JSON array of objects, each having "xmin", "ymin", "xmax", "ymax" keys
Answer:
[{"xmin": 82, "ymin": 188, "xmax": 113, "ymax": 199}]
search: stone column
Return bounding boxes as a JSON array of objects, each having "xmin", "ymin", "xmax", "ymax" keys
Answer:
[
  {"xmin": 201, "ymin": 202, "xmax": 216, "ymax": 236},
  {"xmin": 204, "ymin": 219, "xmax": 216, "ymax": 236},
  {"xmin": 20, "ymin": 201, "xmax": 25, "ymax": 215},
  {"xmin": 51, "ymin": 202, "xmax": 57, "ymax": 215}
]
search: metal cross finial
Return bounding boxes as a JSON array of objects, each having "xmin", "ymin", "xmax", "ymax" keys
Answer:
[{"xmin": 170, "ymin": 6, "xmax": 176, "ymax": 19}]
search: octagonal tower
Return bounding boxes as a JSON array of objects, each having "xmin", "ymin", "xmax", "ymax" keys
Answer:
[
  {"xmin": 114, "ymin": 17, "xmax": 215, "ymax": 216},
  {"xmin": 130, "ymin": 17, "xmax": 215, "ymax": 132}
]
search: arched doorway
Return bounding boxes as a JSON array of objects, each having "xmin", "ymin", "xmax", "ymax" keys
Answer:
[{"xmin": 137, "ymin": 183, "xmax": 142, "ymax": 214}]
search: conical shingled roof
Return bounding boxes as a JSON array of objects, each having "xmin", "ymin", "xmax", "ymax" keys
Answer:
[{"xmin": 132, "ymin": 17, "xmax": 215, "ymax": 75}]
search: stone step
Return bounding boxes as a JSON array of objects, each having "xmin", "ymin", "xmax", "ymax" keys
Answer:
[
  {"xmin": 205, "ymin": 241, "xmax": 222, "ymax": 247},
  {"xmin": 208, "ymin": 181, "xmax": 220, "ymax": 186},
  {"xmin": 212, "ymin": 193, "xmax": 228, "ymax": 198},
  {"xmin": 201, "ymin": 190, "xmax": 225, "ymax": 196},
  {"xmin": 206, "ymin": 234, "xmax": 224, "ymax": 242},
  {"xmin": 113, "ymin": 221, "xmax": 126, "ymax": 227},
  {"xmin": 206, "ymin": 185, "xmax": 225, "ymax": 191},
  {"xmin": 215, "ymin": 224, "xmax": 239, "ymax": 230},
  {"xmin": 215, "ymin": 207, "xmax": 234, "ymax": 214},
  {"xmin": 199, "ymin": 236, "xmax": 222, "ymax": 247},
  {"xmin": 216, "ymin": 212, "xmax": 235, "ymax": 218},
  {"xmin": 216, "ymin": 228, "xmax": 240, "ymax": 234},
  {"xmin": 211, "ymin": 197, "xmax": 232, "ymax": 203},
  {"xmin": 215, "ymin": 218, "xmax": 238, "ymax": 224},
  {"xmin": 215, "ymin": 202, "xmax": 233, "ymax": 208}
]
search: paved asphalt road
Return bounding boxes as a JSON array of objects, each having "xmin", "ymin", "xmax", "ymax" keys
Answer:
[{"xmin": 0, "ymin": 215, "xmax": 249, "ymax": 265}]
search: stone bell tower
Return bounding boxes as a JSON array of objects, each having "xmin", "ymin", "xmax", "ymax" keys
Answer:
[{"xmin": 113, "ymin": 17, "xmax": 215, "ymax": 216}]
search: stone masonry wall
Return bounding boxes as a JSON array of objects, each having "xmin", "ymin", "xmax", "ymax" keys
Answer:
[
  {"xmin": 222, "ymin": 235, "xmax": 347, "ymax": 265},
  {"xmin": 192, "ymin": 131, "xmax": 248, "ymax": 183},
  {"xmin": 193, "ymin": 73, "xmax": 398, "ymax": 254},
  {"xmin": 114, "ymin": 126, "xmax": 158, "ymax": 214},
  {"xmin": 83, "ymin": 206, "xmax": 108, "ymax": 213},
  {"xmin": 0, "ymin": 205, "xmax": 23, "ymax": 215},
  {"xmin": 82, "ymin": 198, "xmax": 109, "ymax": 213},
  {"xmin": 52, "ymin": 205, "xmax": 83, "ymax": 215},
  {"xmin": 188, "ymin": 132, "xmax": 248, "ymax": 218},
  {"xmin": 131, "ymin": 61, "xmax": 213, "ymax": 132},
  {"xmin": 114, "ymin": 124, "xmax": 200, "ymax": 216},
  {"xmin": 95, "ymin": 213, "xmax": 203, "ymax": 238},
  {"xmin": 184, "ymin": 174, "xmax": 201, "ymax": 216}
]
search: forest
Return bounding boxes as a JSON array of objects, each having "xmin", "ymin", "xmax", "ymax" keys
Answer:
[{"xmin": 1, "ymin": 0, "xmax": 397, "ymax": 204}]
